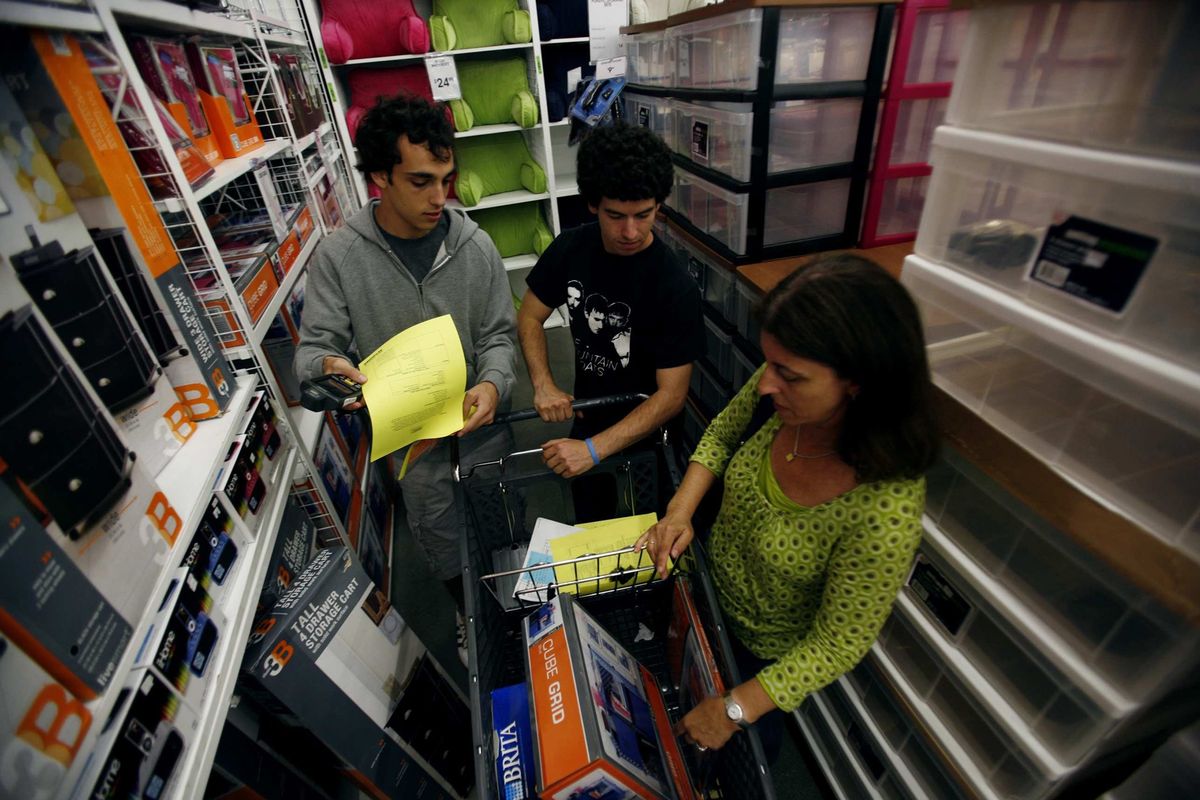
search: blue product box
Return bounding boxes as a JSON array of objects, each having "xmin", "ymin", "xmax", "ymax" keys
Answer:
[{"xmin": 491, "ymin": 682, "xmax": 535, "ymax": 800}]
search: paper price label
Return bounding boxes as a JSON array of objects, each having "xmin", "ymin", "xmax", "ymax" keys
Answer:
[
  {"xmin": 595, "ymin": 56, "xmax": 626, "ymax": 79},
  {"xmin": 424, "ymin": 55, "xmax": 461, "ymax": 101}
]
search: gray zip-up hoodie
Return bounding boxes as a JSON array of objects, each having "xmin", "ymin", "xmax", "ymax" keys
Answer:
[{"xmin": 294, "ymin": 201, "xmax": 516, "ymax": 404}]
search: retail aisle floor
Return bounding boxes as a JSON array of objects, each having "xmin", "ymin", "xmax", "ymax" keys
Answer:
[{"xmin": 387, "ymin": 322, "xmax": 830, "ymax": 800}]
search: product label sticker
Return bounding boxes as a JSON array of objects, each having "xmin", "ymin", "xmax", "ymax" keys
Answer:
[
  {"xmin": 677, "ymin": 39, "xmax": 691, "ymax": 80},
  {"xmin": 1028, "ymin": 215, "xmax": 1158, "ymax": 315},
  {"xmin": 637, "ymin": 105, "xmax": 650, "ymax": 128},
  {"xmin": 907, "ymin": 555, "xmax": 971, "ymax": 637},
  {"xmin": 691, "ymin": 120, "xmax": 709, "ymax": 165},
  {"xmin": 595, "ymin": 56, "xmax": 626, "ymax": 79},
  {"xmin": 424, "ymin": 55, "xmax": 461, "ymax": 101}
]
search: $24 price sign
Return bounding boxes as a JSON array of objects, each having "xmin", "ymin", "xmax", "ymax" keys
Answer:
[{"xmin": 424, "ymin": 55, "xmax": 462, "ymax": 101}]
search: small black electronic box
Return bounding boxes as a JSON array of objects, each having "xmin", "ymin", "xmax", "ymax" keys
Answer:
[{"xmin": 300, "ymin": 374, "xmax": 363, "ymax": 412}]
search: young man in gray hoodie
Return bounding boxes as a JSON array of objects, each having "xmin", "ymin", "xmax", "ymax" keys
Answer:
[{"xmin": 295, "ymin": 95, "xmax": 516, "ymax": 664}]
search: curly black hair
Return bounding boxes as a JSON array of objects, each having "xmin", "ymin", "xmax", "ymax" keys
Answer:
[
  {"xmin": 354, "ymin": 94, "xmax": 454, "ymax": 180},
  {"xmin": 576, "ymin": 123, "xmax": 673, "ymax": 206}
]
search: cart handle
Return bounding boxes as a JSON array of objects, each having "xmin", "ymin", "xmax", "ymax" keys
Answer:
[{"xmin": 491, "ymin": 393, "xmax": 649, "ymax": 426}]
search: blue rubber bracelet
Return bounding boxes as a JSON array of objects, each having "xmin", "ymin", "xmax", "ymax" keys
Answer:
[{"xmin": 585, "ymin": 437, "xmax": 600, "ymax": 465}]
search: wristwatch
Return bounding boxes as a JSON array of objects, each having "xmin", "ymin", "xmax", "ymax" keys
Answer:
[{"xmin": 723, "ymin": 691, "xmax": 751, "ymax": 729}]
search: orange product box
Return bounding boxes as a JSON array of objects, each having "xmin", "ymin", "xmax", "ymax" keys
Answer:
[
  {"xmin": 185, "ymin": 42, "xmax": 264, "ymax": 159},
  {"xmin": 236, "ymin": 255, "xmax": 280, "ymax": 324},
  {"xmin": 295, "ymin": 205, "xmax": 315, "ymax": 243},
  {"xmin": 274, "ymin": 230, "xmax": 303, "ymax": 275},
  {"xmin": 523, "ymin": 593, "xmax": 694, "ymax": 800}
]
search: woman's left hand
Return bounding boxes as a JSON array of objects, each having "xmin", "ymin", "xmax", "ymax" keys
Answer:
[{"xmin": 674, "ymin": 696, "xmax": 740, "ymax": 751}]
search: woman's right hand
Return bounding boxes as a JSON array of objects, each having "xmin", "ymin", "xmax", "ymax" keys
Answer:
[{"xmin": 635, "ymin": 512, "xmax": 695, "ymax": 580}]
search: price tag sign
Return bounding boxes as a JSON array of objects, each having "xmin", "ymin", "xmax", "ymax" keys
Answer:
[
  {"xmin": 595, "ymin": 56, "xmax": 626, "ymax": 79},
  {"xmin": 424, "ymin": 55, "xmax": 461, "ymax": 101}
]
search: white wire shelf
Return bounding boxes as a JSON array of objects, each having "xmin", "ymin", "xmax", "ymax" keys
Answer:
[
  {"xmin": 104, "ymin": 0, "xmax": 259, "ymax": 39},
  {"xmin": 455, "ymin": 122, "xmax": 533, "ymax": 139},
  {"xmin": 289, "ymin": 403, "xmax": 323, "ymax": 457},
  {"xmin": 251, "ymin": 230, "xmax": 321, "ymax": 346},
  {"xmin": 0, "ymin": 0, "xmax": 103, "ymax": 31},
  {"xmin": 194, "ymin": 138, "xmax": 294, "ymax": 202},
  {"xmin": 541, "ymin": 36, "xmax": 589, "ymax": 45}
]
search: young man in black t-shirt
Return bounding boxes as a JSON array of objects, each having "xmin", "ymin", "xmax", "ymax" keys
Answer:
[{"xmin": 518, "ymin": 124, "xmax": 703, "ymax": 515}]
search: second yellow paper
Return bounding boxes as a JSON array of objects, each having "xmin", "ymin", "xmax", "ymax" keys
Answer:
[
  {"xmin": 358, "ymin": 315, "xmax": 466, "ymax": 460},
  {"xmin": 550, "ymin": 512, "xmax": 667, "ymax": 594}
]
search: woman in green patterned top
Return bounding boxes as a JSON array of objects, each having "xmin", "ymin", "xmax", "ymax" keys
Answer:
[{"xmin": 636, "ymin": 254, "xmax": 938, "ymax": 759}]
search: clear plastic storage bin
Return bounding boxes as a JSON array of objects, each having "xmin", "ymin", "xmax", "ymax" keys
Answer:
[
  {"xmin": 623, "ymin": 30, "xmax": 674, "ymax": 87},
  {"xmin": 733, "ymin": 278, "xmax": 761, "ymax": 347},
  {"xmin": 672, "ymin": 100, "xmax": 753, "ymax": 182},
  {"xmin": 796, "ymin": 696, "xmax": 890, "ymax": 800},
  {"xmin": 674, "ymin": 9, "xmax": 763, "ymax": 90},
  {"xmin": 702, "ymin": 312, "xmax": 733, "ymax": 377},
  {"xmin": 701, "ymin": 257, "xmax": 736, "ymax": 322},
  {"xmin": 776, "ymin": 6, "xmax": 878, "ymax": 85},
  {"xmin": 902, "ymin": 541, "xmax": 1120, "ymax": 768},
  {"xmin": 764, "ymin": 179, "xmax": 850, "ymax": 246},
  {"xmin": 923, "ymin": 449, "xmax": 1200, "ymax": 708},
  {"xmin": 625, "ymin": 92, "xmax": 675, "ymax": 150},
  {"xmin": 730, "ymin": 341, "xmax": 758, "ymax": 396},
  {"xmin": 905, "ymin": 8, "xmax": 969, "ymax": 85},
  {"xmin": 946, "ymin": 0, "xmax": 1198, "ymax": 159},
  {"xmin": 770, "ymin": 98, "xmax": 863, "ymax": 172},
  {"xmin": 681, "ymin": 401, "xmax": 706, "ymax": 457},
  {"xmin": 876, "ymin": 176, "xmax": 929, "ymax": 238},
  {"xmin": 842, "ymin": 662, "xmax": 972, "ymax": 800},
  {"xmin": 904, "ymin": 258, "xmax": 1200, "ymax": 555},
  {"xmin": 803, "ymin": 692, "xmax": 908, "ymax": 800},
  {"xmin": 673, "ymin": 167, "xmax": 751, "ymax": 255},
  {"xmin": 916, "ymin": 127, "xmax": 1200, "ymax": 371},
  {"xmin": 876, "ymin": 617, "xmax": 1054, "ymax": 800},
  {"xmin": 690, "ymin": 360, "xmax": 731, "ymax": 416},
  {"xmin": 890, "ymin": 98, "xmax": 946, "ymax": 165}
]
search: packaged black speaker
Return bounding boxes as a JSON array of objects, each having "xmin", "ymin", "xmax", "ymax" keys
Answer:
[
  {"xmin": 0, "ymin": 306, "xmax": 134, "ymax": 536},
  {"xmin": 90, "ymin": 227, "xmax": 184, "ymax": 366},
  {"xmin": 11, "ymin": 232, "xmax": 159, "ymax": 413}
]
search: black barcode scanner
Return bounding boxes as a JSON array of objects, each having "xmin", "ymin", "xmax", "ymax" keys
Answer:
[{"xmin": 300, "ymin": 374, "xmax": 363, "ymax": 412}]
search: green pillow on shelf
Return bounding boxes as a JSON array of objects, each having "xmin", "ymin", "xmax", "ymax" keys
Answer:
[
  {"xmin": 468, "ymin": 202, "xmax": 553, "ymax": 259},
  {"xmin": 453, "ymin": 132, "xmax": 547, "ymax": 207},
  {"xmin": 430, "ymin": 0, "xmax": 531, "ymax": 51},
  {"xmin": 449, "ymin": 58, "xmax": 539, "ymax": 132}
]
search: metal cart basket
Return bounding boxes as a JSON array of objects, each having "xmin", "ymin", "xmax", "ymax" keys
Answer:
[{"xmin": 454, "ymin": 397, "xmax": 777, "ymax": 800}]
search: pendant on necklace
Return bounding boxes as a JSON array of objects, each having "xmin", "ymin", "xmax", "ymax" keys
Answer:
[{"xmin": 785, "ymin": 452, "xmax": 797, "ymax": 463}]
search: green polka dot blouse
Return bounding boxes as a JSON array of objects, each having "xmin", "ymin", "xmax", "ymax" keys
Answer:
[{"xmin": 691, "ymin": 365, "xmax": 924, "ymax": 712}]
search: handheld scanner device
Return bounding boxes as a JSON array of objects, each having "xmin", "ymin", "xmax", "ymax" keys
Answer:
[{"xmin": 300, "ymin": 373, "xmax": 363, "ymax": 412}]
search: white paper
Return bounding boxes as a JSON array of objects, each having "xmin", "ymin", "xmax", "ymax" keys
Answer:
[
  {"xmin": 513, "ymin": 517, "xmax": 582, "ymax": 603},
  {"xmin": 424, "ymin": 55, "xmax": 462, "ymax": 101},
  {"xmin": 595, "ymin": 56, "xmax": 627, "ymax": 79},
  {"xmin": 566, "ymin": 66, "xmax": 584, "ymax": 93},
  {"xmin": 588, "ymin": 0, "xmax": 629, "ymax": 63}
]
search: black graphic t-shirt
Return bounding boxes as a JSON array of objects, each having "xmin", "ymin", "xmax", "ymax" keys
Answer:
[{"xmin": 526, "ymin": 222, "xmax": 704, "ymax": 435}]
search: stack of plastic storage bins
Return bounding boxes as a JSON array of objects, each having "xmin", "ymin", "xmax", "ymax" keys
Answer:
[
  {"xmin": 622, "ymin": 3, "xmax": 893, "ymax": 262},
  {"xmin": 829, "ymin": 2, "xmax": 1200, "ymax": 799},
  {"xmin": 860, "ymin": 1, "xmax": 969, "ymax": 246}
]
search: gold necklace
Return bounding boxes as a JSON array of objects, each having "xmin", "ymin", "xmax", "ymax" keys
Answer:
[{"xmin": 786, "ymin": 426, "xmax": 836, "ymax": 462}]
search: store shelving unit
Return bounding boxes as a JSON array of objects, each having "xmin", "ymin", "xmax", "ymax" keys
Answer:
[
  {"xmin": 0, "ymin": 0, "xmax": 367, "ymax": 796},
  {"xmin": 622, "ymin": 1, "xmax": 895, "ymax": 264},
  {"xmin": 792, "ymin": 3, "xmax": 1200, "ymax": 799}
]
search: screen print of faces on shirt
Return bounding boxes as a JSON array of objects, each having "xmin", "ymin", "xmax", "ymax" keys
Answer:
[{"xmin": 571, "ymin": 289, "xmax": 632, "ymax": 377}]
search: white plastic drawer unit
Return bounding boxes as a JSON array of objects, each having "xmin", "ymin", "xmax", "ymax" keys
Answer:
[
  {"xmin": 799, "ymin": 692, "xmax": 908, "ymax": 800},
  {"xmin": 946, "ymin": 0, "xmax": 1198, "ymax": 160},
  {"xmin": 921, "ymin": 449, "xmax": 1200, "ymax": 713},
  {"xmin": 624, "ymin": 92, "xmax": 674, "ymax": 149},
  {"xmin": 915, "ymin": 126, "xmax": 1200, "ymax": 372},
  {"xmin": 874, "ymin": 615, "xmax": 1055, "ymax": 800},
  {"xmin": 730, "ymin": 341, "xmax": 758, "ymax": 397},
  {"xmin": 674, "ymin": 9, "xmax": 763, "ymax": 90},
  {"xmin": 842, "ymin": 661, "xmax": 972, "ymax": 800},
  {"xmin": 701, "ymin": 258, "xmax": 736, "ymax": 322},
  {"xmin": 672, "ymin": 167, "xmax": 751, "ymax": 255},
  {"xmin": 903, "ymin": 257, "xmax": 1200, "ymax": 556},
  {"xmin": 733, "ymin": 279, "xmax": 761, "ymax": 348},
  {"xmin": 672, "ymin": 100, "xmax": 754, "ymax": 182},
  {"xmin": 902, "ymin": 535, "xmax": 1133, "ymax": 770}
]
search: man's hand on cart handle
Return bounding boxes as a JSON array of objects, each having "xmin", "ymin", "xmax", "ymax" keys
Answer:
[
  {"xmin": 636, "ymin": 514, "xmax": 694, "ymax": 580},
  {"xmin": 322, "ymin": 355, "xmax": 367, "ymax": 411},
  {"xmin": 459, "ymin": 381, "xmax": 499, "ymax": 437},
  {"xmin": 540, "ymin": 437, "xmax": 596, "ymax": 477},
  {"xmin": 533, "ymin": 382, "xmax": 574, "ymax": 423}
]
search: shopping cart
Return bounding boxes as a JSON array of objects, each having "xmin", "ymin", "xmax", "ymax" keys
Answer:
[{"xmin": 453, "ymin": 395, "xmax": 776, "ymax": 800}]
